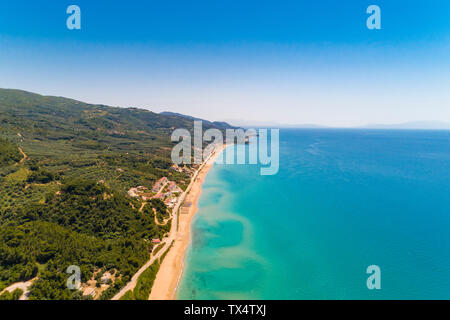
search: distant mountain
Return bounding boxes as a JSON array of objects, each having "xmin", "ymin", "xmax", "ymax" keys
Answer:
[
  {"xmin": 160, "ymin": 111, "xmax": 236, "ymax": 130},
  {"xmin": 0, "ymin": 88, "xmax": 230, "ymax": 140},
  {"xmin": 362, "ymin": 121, "xmax": 450, "ymax": 130},
  {"xmin": 225, "ymin": 119, "xmax": 328, "ymax": 128},
  {"xmin": 278, "ymin": 123, "xmax": 328, "ymax": 129}
]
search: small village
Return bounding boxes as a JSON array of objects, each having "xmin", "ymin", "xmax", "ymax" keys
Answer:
[{"xmin": 127, "ymin": 175, "xmax": 184, "ymax": 209}]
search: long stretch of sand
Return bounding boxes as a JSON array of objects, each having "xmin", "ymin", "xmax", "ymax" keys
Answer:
[{"xmin": 149, "ymin": 146, "xmax": 226, "ymax": 300}]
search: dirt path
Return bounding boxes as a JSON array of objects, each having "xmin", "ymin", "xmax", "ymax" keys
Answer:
[
  {"xmin": 0, "ymin": 277, "xmax": 37, "ymax": 300},
  {"xmin": 157, "ymin": 181, "xmax": 169, "ymax": 195},
  {"xmin": 153, "ymin": 208, "xmax": 170, "ymax": 226},
  {"xmin": 139, "ymin": 202, "xmax": 169, "ymax": 226},
  {"xmin": 18, "ymin": 147, "xmax": 28, "ymax": 163}
]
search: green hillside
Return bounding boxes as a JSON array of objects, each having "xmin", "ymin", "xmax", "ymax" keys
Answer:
[
  {"xmin": 0, "ymin": 88, "xmax": 227, "ymax": 300},
  {"xmin": 0, "ymin": 139, "xmax": 22, "ymax": 166}
]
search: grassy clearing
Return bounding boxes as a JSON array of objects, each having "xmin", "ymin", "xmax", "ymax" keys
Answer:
[{"xmin": 5, "ymin": 167, "xmax": 30, "ymax": 182}]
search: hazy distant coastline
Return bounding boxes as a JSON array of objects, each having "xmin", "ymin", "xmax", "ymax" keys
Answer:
[
  {"xmin": 225, "ymin": 120, "xmax": 450, "ymax": 130},
  {"xmin": 360, "ymin": 121, "xmax": 450, "ymax": 130}
]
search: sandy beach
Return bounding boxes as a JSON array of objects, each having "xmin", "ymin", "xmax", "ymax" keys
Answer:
[{"xmin": 149, "ymin": 145, "xmax": 227, "ymax": 300}]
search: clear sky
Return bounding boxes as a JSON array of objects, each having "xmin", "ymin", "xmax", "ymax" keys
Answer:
[{"xmin": 1, "ymin": 0, "xmax": 450, "ymax": 126}]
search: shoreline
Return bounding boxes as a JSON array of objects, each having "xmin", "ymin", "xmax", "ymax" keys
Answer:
[{"xmin": 149, "ymin": 145, "xmax": 227, "ymax": 300}]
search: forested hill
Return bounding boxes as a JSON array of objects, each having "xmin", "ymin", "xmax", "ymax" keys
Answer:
[
  {"xmin": 0, "ymin": 88, "xmax": 226, "ymax": 300},
  {"xmin": 0, "ymin": 88, "xmax": 232, "ymax": 152},
  {"xmin": 160, "ymin": 111, "xmax": 234, "ymax": 130},
  {"xmin": 0, "ymin": 88, "xmax": 230, "ymax": 191}
]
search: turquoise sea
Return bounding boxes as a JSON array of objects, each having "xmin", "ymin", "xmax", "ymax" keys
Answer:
[{"xmin": 177, "ymin": 129, "xmax": 450, "ymax": 299}]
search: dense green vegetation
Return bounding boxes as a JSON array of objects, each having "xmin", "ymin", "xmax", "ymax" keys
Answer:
[
  {"xmin": 0, "ymin": 88, "xmax": 232, "ymax": 299},
  {"xmin": 145, "ymin": 198, "xmax": 169, "ymax": 223},
  {"xmin": 0, "ymin": 220, "xmax": 149, "ymax": 300},
  {"xmin": 120, "ymin": 261, "xmax": 160, "ymax": 300},
  {"xmin": 0, "ymin": 288, "xmax": 23, "ymax": 300},
  {"xmin": 0, "ymin": 139, "xmax": 22, "ymax": 166},
  {"xmin": 22, "ymin": 179, "xmax": 170, "ymax": 240}
]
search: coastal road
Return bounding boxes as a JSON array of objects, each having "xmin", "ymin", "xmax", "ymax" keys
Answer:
[
  {"xmin": 111, "ymin": 237, "xmax": 174, "ymax": 300},
  {"xmin": 111, "ymin": 151, "xmax": 214, "ymax": 300}
]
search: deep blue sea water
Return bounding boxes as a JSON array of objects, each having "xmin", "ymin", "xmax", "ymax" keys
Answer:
[{"xmin": 177, "ymin": 129, "xmax": 450, "ymax": 299}]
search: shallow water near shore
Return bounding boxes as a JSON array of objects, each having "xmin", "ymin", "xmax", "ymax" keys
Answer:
[{"xmin": 177, "ymin": 129, "xmax": 450, "ymax": 299}]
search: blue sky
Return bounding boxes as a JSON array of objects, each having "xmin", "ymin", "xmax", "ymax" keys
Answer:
[{"xmin": 1, "ymin": 0, "xmax": 450, "ymax": 126}]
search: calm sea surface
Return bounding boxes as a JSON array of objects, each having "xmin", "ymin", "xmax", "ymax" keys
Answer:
[{"xmin": 177, "ymin": 129, "xmax": 450, "ymax": 299}]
